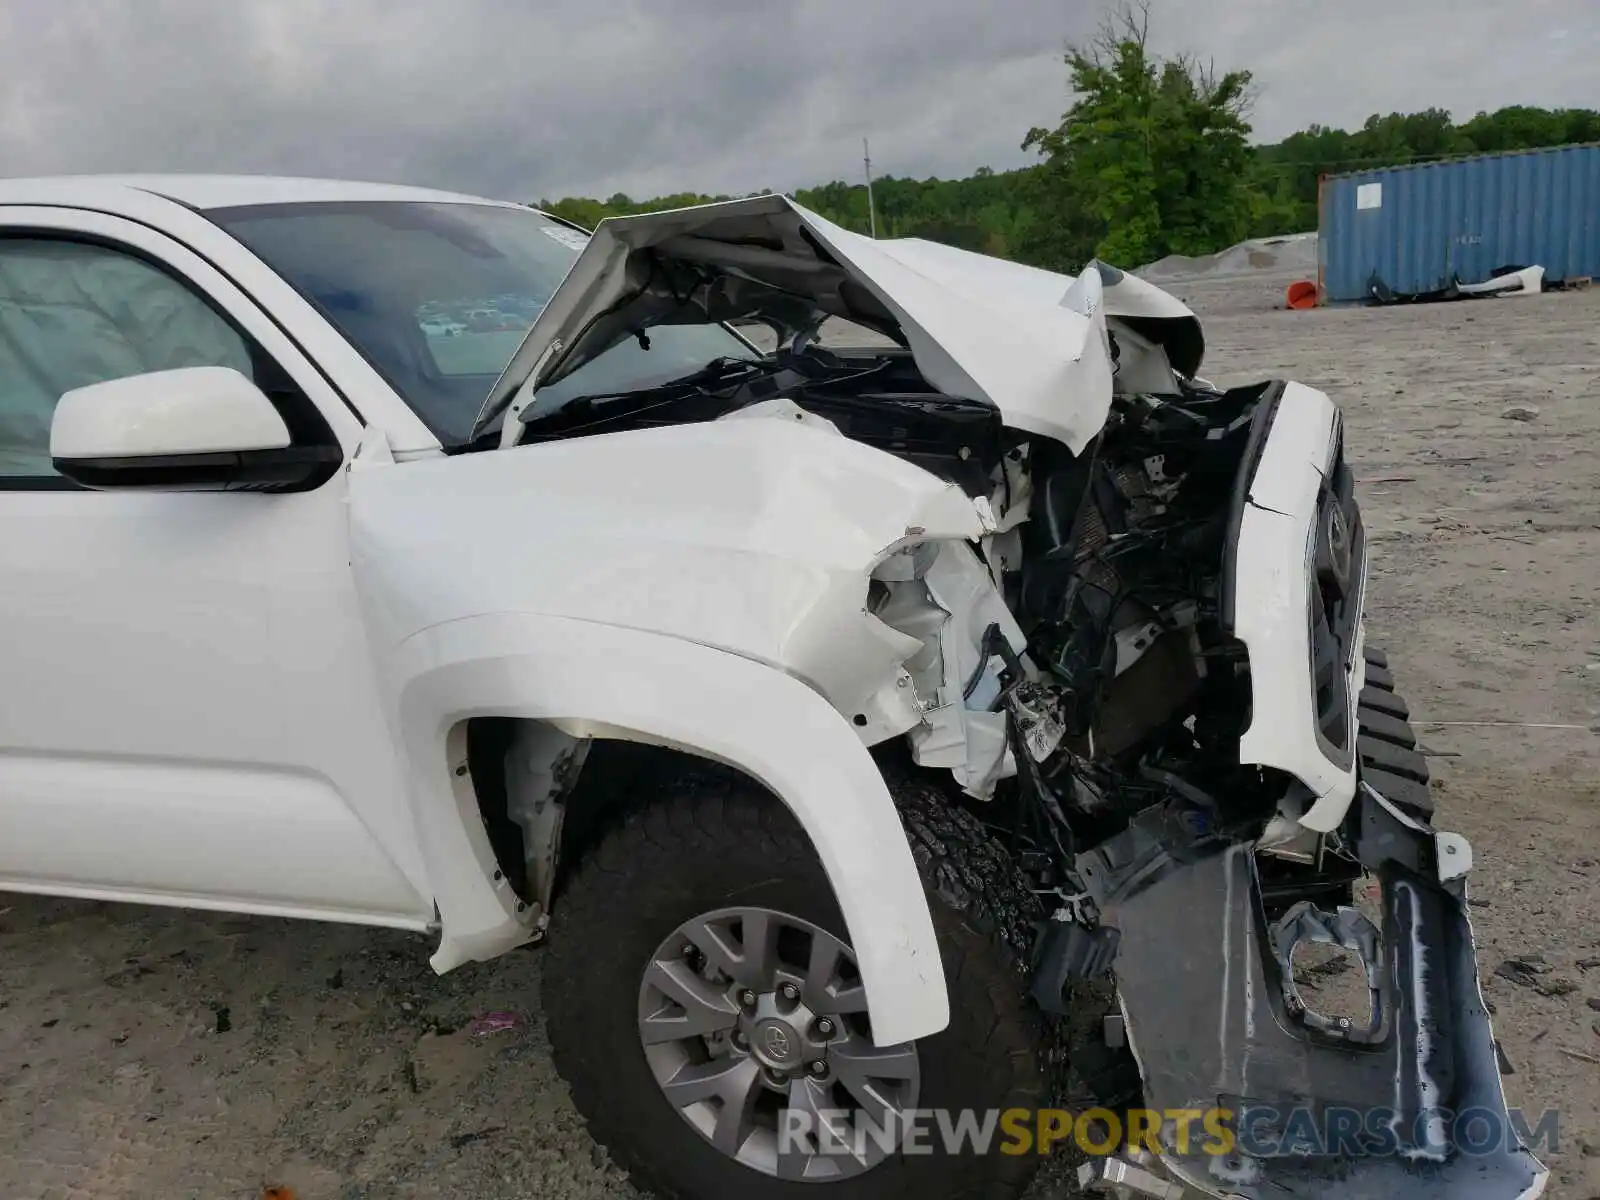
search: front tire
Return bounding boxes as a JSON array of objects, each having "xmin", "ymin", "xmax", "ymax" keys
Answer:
[{"xmin": 542, "ymin": 768, "xmax": 1052, "ymax": 1200}]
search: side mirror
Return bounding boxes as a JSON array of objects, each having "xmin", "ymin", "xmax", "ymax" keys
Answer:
[{"xmin": 50, "ymin": 366, "xmax": 338, "ymax": 491}]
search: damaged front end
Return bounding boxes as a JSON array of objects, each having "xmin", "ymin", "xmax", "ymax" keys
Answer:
[{"xmin": 476, "ymin": 194, "xmax": 1543, "ymax": 1198}]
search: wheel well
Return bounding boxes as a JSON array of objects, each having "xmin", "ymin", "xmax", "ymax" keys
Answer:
[
  {"xmin": 462, "ymin": 718, "xmax": 773, "ymax": 915},
  {"xmin": 464, "ymin": 717, "xmax": 531, "ymax": 903}
]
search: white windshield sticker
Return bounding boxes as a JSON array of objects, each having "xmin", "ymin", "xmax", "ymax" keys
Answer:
[{"xmin": 541, "ymin": 225, "xmax": 591, "ymax": 250}]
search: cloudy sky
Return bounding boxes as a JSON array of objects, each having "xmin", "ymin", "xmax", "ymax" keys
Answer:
[{"xmin": 0, "ymin": 0, "xmax": 1592, "ymax": 203}]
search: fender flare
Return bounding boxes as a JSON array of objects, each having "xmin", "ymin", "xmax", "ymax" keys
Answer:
[{"xmin": 388, "ymin": 611, "xmax": 950, "ymax": 1047}]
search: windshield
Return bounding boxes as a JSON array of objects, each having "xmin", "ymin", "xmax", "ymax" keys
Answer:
[{"xmin": 206, "ymin": 200, "xmax": 754, "ymax": 447}]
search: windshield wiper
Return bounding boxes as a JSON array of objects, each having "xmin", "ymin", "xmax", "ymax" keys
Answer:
[
  {"xmin": 646, "ymin": 355, "xmax": 771, "ymax": 393},
  {"xmin": 519, "ymin": 355, "xmax": 773, "ymax": 430}
]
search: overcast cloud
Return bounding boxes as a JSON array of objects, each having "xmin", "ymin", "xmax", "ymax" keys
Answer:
[{"xmin": 0, "ymin": 0, "xmax": 1593, "ymax": 203}]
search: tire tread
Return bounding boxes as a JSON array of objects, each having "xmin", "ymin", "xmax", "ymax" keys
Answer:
[
  {"xmin": 543, "ymin": 766, "xmax": 1055, "ymax": 1200},
  {"xmin": 1357, "ymin": 648, "xmax": 1435, "ymax": 821}
]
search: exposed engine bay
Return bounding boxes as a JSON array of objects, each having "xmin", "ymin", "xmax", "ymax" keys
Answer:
[
  {"xmin": 521, "ymin": 328, "xmax": 1295, "ymax": 844},
  {"xmin": 518, "ymin": 313, "xmax": 1385, "ymax": 972},
  {"xmin": 495, "ymin": 196, "xmax": 1358, "ymax": 865},
  {"xmin": 491, "ymin": 194, "xmax": 1545, "ymax": 1199}
]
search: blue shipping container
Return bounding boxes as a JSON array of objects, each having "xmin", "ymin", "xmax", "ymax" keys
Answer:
[{"xmin": 1318, "ymin": 143, "xmax": 1600, "ymax": 303}]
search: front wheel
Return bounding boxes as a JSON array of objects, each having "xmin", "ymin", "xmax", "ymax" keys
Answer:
[{"xmin": 542, "ymin": 769, "xmax": 1053, "ymax": 1200}]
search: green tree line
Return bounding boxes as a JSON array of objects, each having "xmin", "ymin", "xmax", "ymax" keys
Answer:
[{"xmin": 536, "ymin": 7, "xmax": 1598, "ymax": 273}]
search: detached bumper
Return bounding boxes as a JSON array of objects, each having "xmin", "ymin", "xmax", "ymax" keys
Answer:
[{"xmin": 1081, "ymin": 784, "xmax": 1548, "ymax": 1200}]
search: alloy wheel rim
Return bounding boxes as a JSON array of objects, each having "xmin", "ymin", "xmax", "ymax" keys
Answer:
[{"xmin": 636, "ymin": 905, "xmax": 922, "ymax": 1180}]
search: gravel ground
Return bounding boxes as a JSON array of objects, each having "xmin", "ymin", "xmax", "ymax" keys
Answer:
[{"xmin": 4, "ymin": 281, "xmax": 1598, "ymax": 1199}]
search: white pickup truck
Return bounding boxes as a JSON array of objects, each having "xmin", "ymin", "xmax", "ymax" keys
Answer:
[{"xmin": 0, "ymin": 176, "xmax": 1542, "ymax": 1200}]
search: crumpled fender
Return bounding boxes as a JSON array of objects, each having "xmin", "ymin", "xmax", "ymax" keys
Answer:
[
  {"xmin": 387, "ymin": 611, "xmax": 950, "ymax": 1048},
  {"xmin": 347, "ymin": 416, "xmax": 984, "ymax": 739}
]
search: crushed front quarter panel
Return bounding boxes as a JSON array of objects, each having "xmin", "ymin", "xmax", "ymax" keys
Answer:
[
  {"xmin": 348, "ymin": 411, "xmax": 982, "ymax": 727},
  {"xmin": 346, "ymin": 414, "xmax": 994, "ymax": 1040}
]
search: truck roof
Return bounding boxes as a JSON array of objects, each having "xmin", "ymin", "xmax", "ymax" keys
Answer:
[{"xmin": 0, "ymin": 173, "xmax": 515, "ymax": 210}]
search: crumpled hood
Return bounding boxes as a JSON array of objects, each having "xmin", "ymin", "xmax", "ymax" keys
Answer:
[{"xmin": 479, "ymin": 194, "xmax": 1204, "ymax": 455}]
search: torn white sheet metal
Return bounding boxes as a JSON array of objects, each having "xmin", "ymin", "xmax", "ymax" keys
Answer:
[
  {"xmin": 904, "ymin": 540, "xmax": 1029, "ymax": 798},
  {"xmin": 481, "ymin": 195, "xmax": 1201, "ymax": 455},
  {"xmin": 871, "ymin": 235, "xmax": 1205, "ymax": 376}
]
